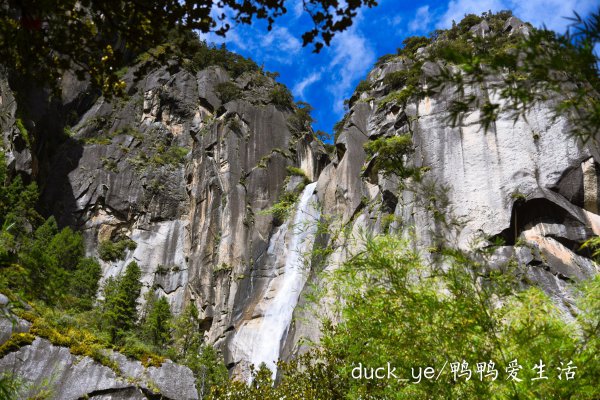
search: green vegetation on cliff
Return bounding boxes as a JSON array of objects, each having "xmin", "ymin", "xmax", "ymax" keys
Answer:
[
  {"xmin": 0, "ymin": 152, "xmax": 227, "ymax": 396},
  {"xmin": 212, "ymin": 235, "xmax": 600, "ymax": 399}
]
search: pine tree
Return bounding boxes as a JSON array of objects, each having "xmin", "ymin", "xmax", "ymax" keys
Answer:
[
  {"xmin": 69, "ymin": 257, "xmax": 102, "ymax": 309},
  {"xmin": 171, "ymin": 303, "xmax": 201, "ymax": 360},
  {"xmin": 143, "ymin": 296, "xmax": 172, "ymax": 349},
  {"xmin": 101, "ymin": 261, "xmax": 142, "ymax": 343}
]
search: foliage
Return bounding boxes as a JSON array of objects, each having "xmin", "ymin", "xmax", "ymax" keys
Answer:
[
  {"xmin": 288, "ymin": 101, "xmax": 314, "ymax": 137},
  {"xmin": 397, "ymin": 36, "xmax": 432, "ymax": 57},
  {"xmin": 0, "ymin": 332, "xmax": 35, "ymax": 358},
  {"xmin": 0, "ymin": 373, "xmax": 21, "ymax": 400},
  {"xmin": 185, "ymin": 40, "xmax": 259, "ymax": 78},
  {"xmin": 427, "ymin": 9, "xmax": 600, "ymax": 139},
  {"xmin": 167, "ymin": 303, "xmax": 228, "ymax": 397},
  {"xmin": 149, "ymin": 145, "xmax": 189, "ymax": 167},
  {"xmin": 286, "ymin": 166, "xmax": 309, "ymax": 179},
  {"xmin": 98, "ymin": 237, "xmax": 137, "ymax": 262},
  {"xmin": 0, "ymin": 153, "xmax": 40, "ymax": 250},
  {"xmin": 579, "ymin": 236, "xmax": 600, "ymax": 261},
  {"xmin": 1, "ymin": 1, "xmax": 378, "ymax": 97},
  {"xmin": 192, "ymin": 345, "xmax": 230, "ymax": 399},
  {"xmin": 142, "ymin": 296, "xmax": 173, "ymax": 349},
  {"xmin": 333, "ymin": 114, "xmax": 349, "ymax": 142},
  {"xmin": 263, "ymin": 191, "xmax": 300, "ymax": 224},
  {"xmin": 375, "ymin": 53, "xmax": 398, "ymax": 67},
  {"xmin": 120, "ymin": 333, "xmax": 165, "ymax": 368},
  {"xmin": 364, "ymin": 135, "xmax": 419, "ymax": 179},
  {"xmin": 99, "ymin": 261, "xmax": 143, "ymax": 343},
  {"xmin": 18, "ymin": 217, "xmax": 88, "ymax": 302},
  {"xmin": 382, "ymin": 70, "xmax": 409, "ymax": 90},
  {"xmin": 270, "ymin": 84, "xmax": 294, "ymax": 109},
  {"xmin": 215, "ymin": 82, "xmax": 242, "ymax": 104},
  {"xmin": 379, "ymin": 86, "xmax": 417, "ymax": 109},
  {"xmin": 355, "ymin": 79, "xmax": 372, "ymax": 94},
  {"xmin": 14, "ymin": 118, "xmax": 31, "ymax": 148},
  {"xmin": 216, "ymin": 235, "xmax": 600, "ymax": 399},
  {"xmin": 69, "ymin": 258, "xmax": 102, "ymax": 310},
  {"xmin": 25, "ymin": 307, "xmax": 119, "ymax": 371}
]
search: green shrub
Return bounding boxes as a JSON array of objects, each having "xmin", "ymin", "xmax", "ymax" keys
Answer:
[
  {"xmin": 355, "ymin": 79, "xmax": 372, "ymax": 94},
  {"xmin": 262, "ymin": 191, "xmax": 300, "ymax": 223},
  {"xmin": 215, "ymin": 82, "xmax": 241, "ymax": 104},
  {"xmin": 183, "ymin": 38, "xmax": 259, "ymax": 78},
  {"xmin": 378, "ymin": 85, "xmax": 417, "ymax": 108},
  {"xmin": 286, "ymin": 166, "xmax": 308, "ymax": 178},
  {"xmin": 364, "ymin": 135, "xmax": 419, "ymax": 179},
  {"xmin": 149, "ymin": 146, "xmax": 189, "ymax": 167},
  {"xmin": 101, "ymin": 157, "xmax": 119, "ymax": 172},
  {"xmin": 374, "ymin": 53, "xmax": 398, "ymax": 67},
  {"xmin": 333, "ymin": 115, "xmax": 349, "ymax": 142},
  {"xmin": 383, "ymin": 70, "xmax": 409, "ymax": 89},
  {"xmin": 287, "ymin": 101, "xmax": 314, "ymax": 136},
  {"xmin": 397, "ymin": 36, "xmax": 432, "ymax": 57},
  {"xmin": 120, "ymin": 333, "xmax": 165, "ymax": 368},
  {"xmin": 457, "ymin": 13, "xmax": 484, "ymax": 34},
  {"xmin": 0, "ymin": 333, "xmax": 35, "ymax": 358},
  {"xmin": 98, "ymin": 238, "xmax": 136, "ymax": 262},
  {"xmin": 0, "ymin": 372, "xmax": 22, "ymax": 400},
  {"xmin": 270, "ymin": 85, "xmax": 294, "ymax": 109},
  {"xmin": 15, "ymin": 118, "xmax": 31, "ymax": 148}
]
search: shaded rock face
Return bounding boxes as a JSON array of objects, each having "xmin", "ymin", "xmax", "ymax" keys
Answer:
[
  {"xmin": 1, "ymin": 15, "xmax": 598, "ymax": 385},
  {"xmin": 1, "ymin": 61, "xmax": 326, "ymax": 379}
]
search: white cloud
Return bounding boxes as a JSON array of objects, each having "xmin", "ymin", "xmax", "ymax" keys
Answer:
[
  {"xmin": 293, "ymin": 0, "xmax": 305, "ymax": 18},
  {"xmin": 262, "ymin": 26, "xmax": 302, "ymax": 56},
  {"xmin": 326, "ymin": 22, "xmax": 376, "ymax": 114},
  {"xmin": 201, "ymin": 25, "xmax": 301, "ymax": 65},
  {"xmin": 293, "ymin": 72, "xmax": 322, "ymax": 99},
  {"xmin": 437, "ymin": 0, "xmax": 597, "ymax": 32},
  {"xmin": 511, "ymin": 0, "xmax": 597, "ymax": 32},
  {"xmin": 389, "ymin": 15, "xmax": 403, "ymax": 27},
  {"xmin": 409, "ymin": 6, "xmax": 432, "ymax": 32}
]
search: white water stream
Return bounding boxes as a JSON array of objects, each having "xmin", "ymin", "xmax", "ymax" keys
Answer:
[{"xmin": 233, "ymin": 182, "xmax": 320, "ymax": 380}]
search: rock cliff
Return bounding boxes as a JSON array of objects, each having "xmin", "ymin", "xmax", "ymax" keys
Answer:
[{"xmin": 1, "ymin": 14, "xmax": 598, "ymax": 395}]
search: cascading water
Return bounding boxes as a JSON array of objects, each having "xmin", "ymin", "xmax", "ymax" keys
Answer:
[{"xmin": 232, "ymin": 182, "xmax": 320, "ymax": 380}]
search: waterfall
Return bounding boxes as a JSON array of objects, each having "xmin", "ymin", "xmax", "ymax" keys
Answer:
[{"xmin": 233, "ymin": 182, "xmax": 320, "ymax": 380}]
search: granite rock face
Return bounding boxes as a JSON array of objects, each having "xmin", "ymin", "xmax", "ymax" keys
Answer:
[
  {"xmin": 0, "ymin": 296, "xmax": 198, "ymax": 400},
  {"xmin": 0, "ymin": 338, "xmax": 198, "ymax": 400},
  {"xmin": 1, "ymin": 14, "xmax": 598, "ymax": 386}
]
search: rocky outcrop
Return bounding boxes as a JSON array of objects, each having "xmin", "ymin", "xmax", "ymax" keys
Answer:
[
  {"xmin": 0, "ymin": 295, "xmax": 197, "ymax": 400},
  {"xmin": 281, "ymin": 21, "xmax": 600, "ymax": 356},
  {"xmin": 4, "ymin": 60, "xmax": 325, "ymax": 379},
  {"xmin": 0, "ymin": 338, "xmax": 198, "ymax": 400},
  {"xmin": 1, "ymin": 14, "xmax": 598, "ymax": 386}
]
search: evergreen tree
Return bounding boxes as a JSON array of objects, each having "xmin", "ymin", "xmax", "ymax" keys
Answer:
[
  {"xmin": 69, "ymin": 257, "xmax": 102, "ymax": 309},
  {"xmin": 18, "ymin": 217, "xmax": 59, "ymax": 300},
  {"xmin": 143, "ymin": 296, "xmax": 172, "ymax": 349},
  {"xmin": 171, "ymin": 303, "xmax": 202, "ymax": 360},
  {"xmin": 169, "ymin": 302, "xmax": 228, "ymax": 399},
  {"xmin": 101, "ymin": 261, "xmax": 142, "ymax": 343}
]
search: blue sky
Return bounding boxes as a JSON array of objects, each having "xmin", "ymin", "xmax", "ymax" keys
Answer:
[{"xmin": 201, "ymin": 0, "xmax": 598, "ymax": 136}]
